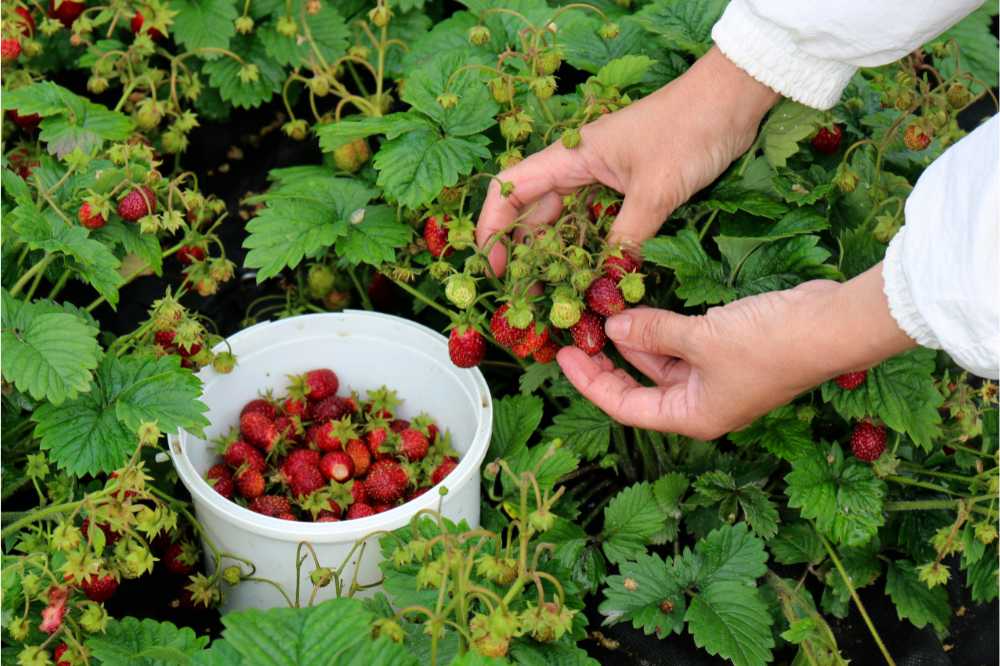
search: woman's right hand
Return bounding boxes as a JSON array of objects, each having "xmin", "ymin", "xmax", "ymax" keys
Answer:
[{"xmin": 475, "ymin": 46, "xmax": 781, "ymax": 275}]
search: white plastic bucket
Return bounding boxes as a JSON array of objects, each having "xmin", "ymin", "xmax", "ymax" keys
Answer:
[{"xmin": 168, "ymin": 311, "xmax": 492, "ymax": 612}]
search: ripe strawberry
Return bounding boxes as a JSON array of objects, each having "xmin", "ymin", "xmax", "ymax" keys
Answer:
[
  {"xmin": 1, "ymin": 39, "xmax": 22, "ymax": 62},
  {"xmin": 364, "ymin": 459, "xmax": 408, "ymax": 503},
  {"xmin": 449, "ymin": 326, "xmax": 486, "ymax": 368},
  {"xmin": 206, "ymin": 463, "xmax": 231, "ymax": 482},
  {"xmin": 289, "ymin": 464, "xmax": 325, "ymax": 497},
  {"xmin": 346, "ymin": 502, "xmax": 376, "ymax": 519},
  {"xmin": 308, "ymin": 394, "xmax": 353, "ymax": 421},
  {"xmin": 903, "ymin": 124, "xmax": 931, "ymax": 151},
  {"xmin": 532, "ymin": 339, "xmax": 559, "ymax": 364},
  {"xmin": 588, "ymin": 201, "xmax": 620, "ymax": 222},
  {"xmin": 131, "ymin": 10, "xmax": 165, "ymax": 40},
  {"xmin": 423, "ymin": 215, "xmax": 452, "ymax": 258},
  {"xmin": 300, "ymin": 368, "xmax": 339, "ymax": 401},
  {"xmin": 211, "ymin": 475, "xmax": 234, "ymax": 499},
  {"xmin": 345, "ymin": 438, "xmax": 371, "ymax": 477},
  {"xmin": 511, "ymin": 324, "xmax": 549, "ymax": 359},
  {"xmin": 603, "ymin": 253, "xmax": 641, "ymax": 282},
  {"xmin": 240, "ymin": 411, "xmax": 280, "ymax": 450},
  {"xmin": 372, "ymin": 502, "xmax": 395, "ymax": 513},
  {"xmin": 177, "ymin": 245, "xmax": 206, "ymax": 265},
  {"xmin": 351, "ymin": 479, "xmax": 368, "ymax": 504},
  {"xmin": 835, "ymin": 371, "xmax": 867, "ymax": 390},
  {"xmin": 399, "ymin": 428, "xmax": 429, "ymax": 461},
  {"xmin": 240, "ymin": 398, "xmax": 276, "ymax": 420},
  {"xmin": 283, "ymin": 396, "xmax": 307, "ymax": 417},
  {"xmin": 490, "ymin": 304, "xmax": 528, "ymax": 347},
  {"xmin": 77, "ymin": 202, "xmax": 107, "ymax": 230},
  {"xmin": 117, "ymin": 186, "xmax": 157, "ymax": 221},
  {"xmin": 236, "ymin": 468, "xmax": 265, "ymax": 498},
  {"xmin": 585, "ymin": 276, "xmax": 625, "ymax": 317},
  {"xmin": 407, "ymin": 487, "xmax": 431, "ymax": 501},
  {"xmin": 570, "ymin": 310, "xmax": 606, "ymax": 356},
  {"xmin": 54, "ymin": 643, "xmax": 69, "ymax": 666},
  {"xmin": 284, "ymin": 448, "xmax": 321, "ymax": 471},
  {"xmin": 8, "ymin": 109, "xmax": 40, "ymax": 130},
  {"xmin": 366, "ymin": 419, "xmax": 390, "ymax": 457},
  {"xmin": 80, "ymin": 574, "xmax": 118, "ymax": 603},
  {"xmin": 155, "ymin": 330, "xmax": 176, "ymax": 348},
  {"xmin": 164, "ymin": 542, "xmax": 196, "ymax": 575},
  {"xmin": 275, "ymin": 512, "xmax": 297, "ymax": 521},
  {"xmin": 48, "ymin": 0, "xmax": 85, "ymax": 27},
  {"xmin": 811, "ymin": 125, "xmax": 842, "ymax": 154},
  {"xmin": 80, "ymin": 519, "xmax": 121, "ymax": 546},
  {"xmin": 320, "ymin": 451, "xmax": 354, "ymax": 482},
  {"xmin": 249, "ymin": 495, "xmax": 292, "ymax": 517},
  {"xmin": 274, "ymin": 415, "xmax": 300, "ymax": 441},
  {"xmin": 851, "ymin": 421, "xmax": 887, "ymax": 462},
  {"xmin": 316, "ymin": 511, "xmax": 340, "ymax": 522},
  {"xmin": 431, "ymin": 456, "xmax": 458, "ymax": 485},
  {"xmin": 15, "ymin": 8, "xmax": 36, "ymax": 37}
]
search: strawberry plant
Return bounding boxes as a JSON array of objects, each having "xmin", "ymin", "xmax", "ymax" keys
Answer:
[{"xmin": 3, "ymin": 0, "xmax": 999, "ymax": 665}]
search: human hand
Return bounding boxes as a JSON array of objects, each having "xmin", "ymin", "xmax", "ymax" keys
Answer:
[
  {"xmin": 556, "ymin": 266, "xmax": 917, "ymax": 438},
  {"xmin": 475, "ymin": 46, "xmax": 780, "ymax": 275}
]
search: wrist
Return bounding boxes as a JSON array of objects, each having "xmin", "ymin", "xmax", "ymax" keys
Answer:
[{"xmin": 694, "ymin": 46, "xmax": 780, "ymax": 135}]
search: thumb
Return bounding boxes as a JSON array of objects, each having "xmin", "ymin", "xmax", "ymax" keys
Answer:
[
  {"xmin": 604, "ymin": 307, "xmax": 697, "ymax": 358},
  {"xmin": 606, "ymin": 184, "xmax": 675, "ymax": 257}
]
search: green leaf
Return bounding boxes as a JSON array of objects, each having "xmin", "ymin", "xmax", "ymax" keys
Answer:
[
  {"xmin": 508, "ymin": 642, "xmax": 599, "ymax": 666},
  {"xmin": 548, "ymin": 518, "xmax": 607, "ymax": 596},
  {"xmin": 316, "ymin": 112, "xmax": 431, "ymax": 152},
  {"xmin": 643, "ymin": 229, "xmax": 734, "ymax": 306},
  {"xmin": 650, "ymin": 472, "xmax": 688, "ymax": 544},
  {"xmin": 558, "ymin": 14, "xmax": 652, "ymax": 74},
  {"xmin": 1, "ymin": 292, "xmax": 101, "ymax": 405},
  {"xmin": 33, "ymin": 355, "xmax": 208, "ymax": 476},
  {"xmin": 929, "ymin": 6, "xmax": 999, "ymax": 93},
  {"xmin": 633, "ymin": 0, "xmax": 727, "ymax": 57},
  {"xmin": 595, "ymin": 54, "xmax": 655, "ymax": 88},
  {"xmin": 732, "ymin": 234, "xmax": 834, "ymax": 296},
  {"xmin": 402, "ymin": 51, "xmax": 498, "ymax": 136},
  {"xmin": 599, "ymin": 552, "xmax": 687, "ymax": 636},
  {"xmin": 258, "ymin": 1, "xmax": 349, "ymax": 68},
  {"xmin": 885, "ymin": 560, "xmax": 950, "ymax": 633},
  {"xmin": 373, "ymin": 130, "xmax": 490, "ymax": 209},
  {"xmin": 685, "ymin": 581, "xmax": 775, "ymax": 666},
  {"xmin": 692, "ymin": 522, "xmax": 768, "ymax": 586},
  {"xmin": 822, "ymin": 540, "xmax": 882, "ymax": 608},
  {"xmin": 602, "ymin": 482, "xmax": 665, "ymax": 564},
  {"xmin": 785, "ymin": 443, "xmax": 885, "ymax": 547},
  {"xmin": 540, "ymin": 397, "xmax": 612, "ymax": 461},
  {"xmin": 821, "ymin": 348, "xmax": 943, "ymax": 450},
  {"xmin": 93, "ymin": 222, "xmax": 164, "ymax": 276},
  {"xmin": 729, "ymin": 405, "xmax": 813, "ymax": 461},
  {"xmin": 243, "ymin": 169, "xmax": 377, "ymax": 281},
  {"xmin": 86, "ymin": 617, "xmax": 209, "ymax": 665},
  {"xmin": 401, "ymin": 12, "xmax": 480, "ymax": 73},
  {"xmin": 518, "ymin": 361, "xmax": 562, "ymax": 395},
  {"xmin": 502, "ymin": 443, "xmax": 579, "ymax": 500},
  {"xmin": 334, "ymin": 205, "xmax": 412, "ymax": 266},
  {"xmin": 962, "ymin": 545, "xmax": 999, "ymax": 604},
  {"xmin": 11, "ymin": 201, "xmax": 124, "ymax": 306},
  {"xmin": 702, "ymin": 185, "xmax": 789, "ymax": 219},
  {"xmin": 2, "ymin": 81, "xmax": 133, "ymax": 157},
  {"xmin": 169, "ymin": 0, "xmax": 237, "ymax": 53},
  {"xmin": 769, "ymin": 522, "xmax": 825, "ymax": 566},
  {"xmin": 759, "ymin": 100, "xmax": 824, "ymax": 168},
  {"xmin": 734, "ymin": 486, "xmax": 779, "ymax": 540},
  {"xmin": 490, "ymin": 393, "xmax": 544, "ymax": 460},
  {"xmin": 203, "ymin": 35, "xmax": 285, "ymax": 109}
]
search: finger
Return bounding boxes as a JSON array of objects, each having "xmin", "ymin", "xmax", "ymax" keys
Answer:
[
  {"xmin": 617, "ymin": 345, "xmax": 692, "ymax": 387},
  {"xmin": 607, "ymin": 184, "xmax": 674, "ymax": 256},
  {"xmin": 513, "ymin": 191, "xmax": 564, "ymax": 244},
  {"xmin": 604, "ymin": 307, "xmax": 697, "ymax": 358},
  {"xmin": 557, "ymin": 347, "xmax": 688, "ymax": 430}
]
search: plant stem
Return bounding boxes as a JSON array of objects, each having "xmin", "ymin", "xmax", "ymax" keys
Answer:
[
  {"xmin": 611, "ymin": 424, "xmax": 637, "ymax": 483},
  {"xmin": 347, "ymin": 267, "xmax": 373, "ymax": 310},
  {"xmin": 389, "ymin": 276, "xmax": 452, "ymax": 318},
  {"xmin": 886, "ymin": 475, "xmax": 961, "ymax": 496},
  {"xmin": 817, "ymin": 531, "xmax": 896, "ymax": 666},
  {"xmin": 9, "ymin": 254, "xmax": 54, "ymax": 297},
  {"xmin": 885, "ymin": 497, "xmax": 993, "ymax": 515}
]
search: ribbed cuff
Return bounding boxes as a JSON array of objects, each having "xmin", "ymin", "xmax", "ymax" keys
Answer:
[
  {"xmin": 711, "ymin": 0, "xmax": 856, "ymax": 110},
  {"xmin": 882, "ymin": 228, "xmax": 941, "ymax": 350}
]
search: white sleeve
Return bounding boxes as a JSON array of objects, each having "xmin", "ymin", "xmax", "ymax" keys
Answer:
[
  {"xmin": 711, "ymin": 0, "xmax": 984, "ymax": 109},
  {"xmin": 882, "ymin": 116, "xmax": 999, "ymax": 379}
]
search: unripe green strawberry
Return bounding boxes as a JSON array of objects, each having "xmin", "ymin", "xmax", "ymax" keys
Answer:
[
  {"xmin": 368, "ymin": 5, "xmax": 390, "ymax": 27},
  {"xmin": 429, "ymin": 260, "xmax": 452, "ymax": 280},
  {"xmin": 946, "ymin": 83, "xmax": 970, "ymax": 109},
  {"xmin": 544, "ymin": 261, "xmax": 569, "ymax": 283},
  {"xmin": 499, "ymin": 111, "xmax": 533, "ymax": 143},
  {"xmin": 212, "ymin": 351, "xmax": 236, "ymax": 373},
  {"xmin": 88, "ymin": 75, "xmax": 110, "ymax": 94},
  {"xmin": 561, "ymin": 128, "xmax": 581, "ymax": 148},
  {"xmin": 894, "ymin": 89, "xmax": 915, "ymax": 111},
  {"xmin": 570, "ymin": 268, "xmax": 596, "ymax": 293},
  {"xmin": 535, "ymin": 48, "xmax": 562, "ymax": 75},
  {"xmin": 134, "ymin": 99, "xmax": 163, "ymax": 130},
  {"xmin": 283, "ymin": 119, "xmax": 308, "ymax": 140},
  {"xmin": 308, "ymin": 75, "xmax": 330, "ymax": 97},
  {"xmin": 447, "ymin": 215, "xmax": 475, "ymax": 250},
  {"xmin": 467, "ymin": 24, "xmax": 491, "ymax": 46},
  {"xmin": 872, "ymin": 214, "xmax": 901, "ymax": 243},
  {"xmin": 333, "ymin": 137, "xmax": 370, "ymax": 172},
  {"xmin": 445, "ymin": 273, "xmax": 477, "ymax": 309},
  {"xmin": 598, "ymin": 22, "xmax": 620, "ymax": 39},
  {"xmin": 505, "ymin": 300, "xmax": 534, "ymax": 329},
  {"xmin": 834, "ymin": 165, "xmax": 859, "ymax": 193},
  {"xmin": 508, "ymin": 259, "xmax": 530, "ymax": 280},
  {"xmin": 496, "ymin": 148, "xmax": 523, "ymax": 170},
  {"xmin": 566, "ymin": 246, "xmax": 590, "ymax": 268},
  {"xmin": 530, "ymin": 76, "xmax": 556, "ymax": 100},
  {"xmin": 437, "ymin": 92, "xmax": 459, "ymax": 109},
  {"xmin": 464, "ymin": 254, "xmax": 489, "ymax": 275},
  {"xmin": 929, "ymin": 109, "xmax": 948, "ymax": 131},
  {"xmin": 307, "ymin": 264, "xmax": 335, "ymax": 299},
  {"xmin": 618, "ymin": 272, "xmax": 645, "ymax": 303},
  {"xmin": 549, "ymin": 296, "xmax": 582, "ymax": 329},
  {"xmin": 276, "ymin": 14, "xmax": 297, "ymax": 36},
  {"xmin": 488, "ymin": 77, "xmax": 513, "ymax": 104},
  {"xmin": 234, "ymin": 15, "xmax": 254, "ymax": 33}
]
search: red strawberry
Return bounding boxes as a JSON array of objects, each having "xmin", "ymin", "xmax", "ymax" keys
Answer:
[
  {"xmin": 372, "ymin": 502, "xmax": 395, "ymax": 513},
  {"xmin": 1, "ymin": 39, "xmax": 22, "ymax": 62},
  {"xmin": 532, "ymin": 339, "xmax": 559, "ymax": 364},
  {"xmin": 308, "ymin": 394, "xmax": 353, "ymax": 421},
  {"xmin": 588, "ymin": 201, "xmax": 620, "ymax": 222},
  {"xmin": 8, "ymin": 109, "xmax": 40, "ymax": 131},
  {"xmin": 54, "ymin": 643, "xmax": 70, "ymax": 666},
  {"xmin": 211, "ymin": 476, "xmax": 234, "ymax": 499},
  {"xmin": 811, "ymin": 125, "xmax": 842, "ymax": 155},
  {"xmin": 570, "ymin": 310, "xmax": 606, "ymax": 356},
  {"xmin": 407, "ymin": 487, "xmax": 431, "ymax": 501},
  {"xmin": 431, "ymin": 457, "xmax": 458, "ymax": 485},
  {"xmin": 449, "ymin": 326, "xmax": 486, "ymax": 368},
  {"xmin": 236, "ymin": 468, "xmax": 265, "ymax": 498},
  {"xmin": 490, "ymin": 304, "xmax": 528, "ymax": 347},
  {"xmin": 206, "ymin": 463, "xmax": 231, "ymax": 482},
  {"xmin": 364, "ymin": 459, "xmax": 408, "ymax": 503},
  {"xmin": 117, "ymin": 186, "xmax": 157, "ymax": 221},
  {"xmin": 80, "ymin": 574, "xmax": 118, "ymax": 603},
  {"xmin": 399, "ymin": 428, "xmax": 429, "ymax": 461},
  {"xmin": 283, "ymin": 396, "xmax": 307, "ymax": 417},
  {"xmin": 15, "ymin": 8, "xmax": 36, "ymax": 36},
  {"xmin": 164, "ymin": 542, "xmax": 196, "ymax": 575},
  {"xmin": 283, "ymin": 448, "xmax": 321, "ymax": 472},
  {"xmin": 351, "ymin": 480, "xmax": 368, "ymax": 504},
  {"xmin": 425, "ymin": 422, "xmax": 440, "ymax": 443},
  {"xmin": 240, "ymin": 411, "xmax": 280, "ymax": 450},
  {"xmin": 851, "ymin": 421, "xmax": 886, "ymax": 462},
  {"xmin": 603, "ymin": 253, "xmax": 641, "ymax": 282},
  {"xmin": 346, "ymin": 502, "xmax": 376, "ymax": 519},
  {"xmin": 366, "ymin": 420, "xmax": 390, "ymax": 457},
  {"xmin": 316, "ymin": 511, "xmax": 340, "ymax": 522},
  {"xmin": 240, "ymin": 398, "xmax": 276, "ymax": 420},
  {"xmin": 903, "ymin": 124, "xmax": 931, "ymax": 151},
  {"xmin": 177, "ymin": 245, "xmax": 205, "ymax": 265},
  {"xmin": 155, "ymin": 330, "xmax": 176, "ymax": 347},
  {"xmin": 423, "ymin": 215, "xmax": 452, "ymax": 258},
  {"xmin": 345, "ymin": 438, "xmax": 371, "ymax": 477},
  {"xmin": 274, "ymin": 415, "xmax": 300, "ymax": 441},
  {"xmin": 585, "ymin": 276, "xmax": 625, "ymax": 317},
  {"xmin": 130, "ymin": 10, "xmax": 164, "ymax": 40},
  {"xmin": 289, "ymin": 464, "xmax": 325, "ymax": 497},
  {"xmin": 511, "ymin": 324, "xmax": 549, "ymax": 359},
  {"xmin": 249, "ymin": 495, "xmax": 292, "ymax": 517},
  {"xmin": 319, "ymin": 451, "xmax": 354, "ymax": 482},
  {"xmin": 302, "ymin": 368, "xmax": 339, "ymax": 401},
  {"xmin": 275, "ymin": 512, "xmax": 297, "ymax": 521},
  {"xmin": 390, "ymin": 418, "xmax": 410, "ymax": 433},
  {"xmin": 80, "ymin": 518, "xmax": 120, "ymax": 546},
  {"xmin": 77, "ymin": 202, "xmax": 107, "ymax": 230},
  {"xmin": 835, "ymin": 371, "xmax": 867, "ymax": 390},
  {"xmin": 48, "ymin": 0, "xmax": 85, "ymax": 27}
]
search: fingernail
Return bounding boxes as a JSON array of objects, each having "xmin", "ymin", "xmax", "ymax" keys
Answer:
[{"xmin": 605, "ymin": 314, "xmax": 630, "ymax": 341}]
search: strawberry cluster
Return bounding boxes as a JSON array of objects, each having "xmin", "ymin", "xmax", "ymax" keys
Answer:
[{"xmin": 204, "ymin": 368, "xmax": 459, "ymax": 522}]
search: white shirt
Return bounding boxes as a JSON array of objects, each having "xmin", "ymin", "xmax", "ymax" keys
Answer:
[{"xmin": 712, "ymin": 0, "xmax": 998, "ymax": 378}]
